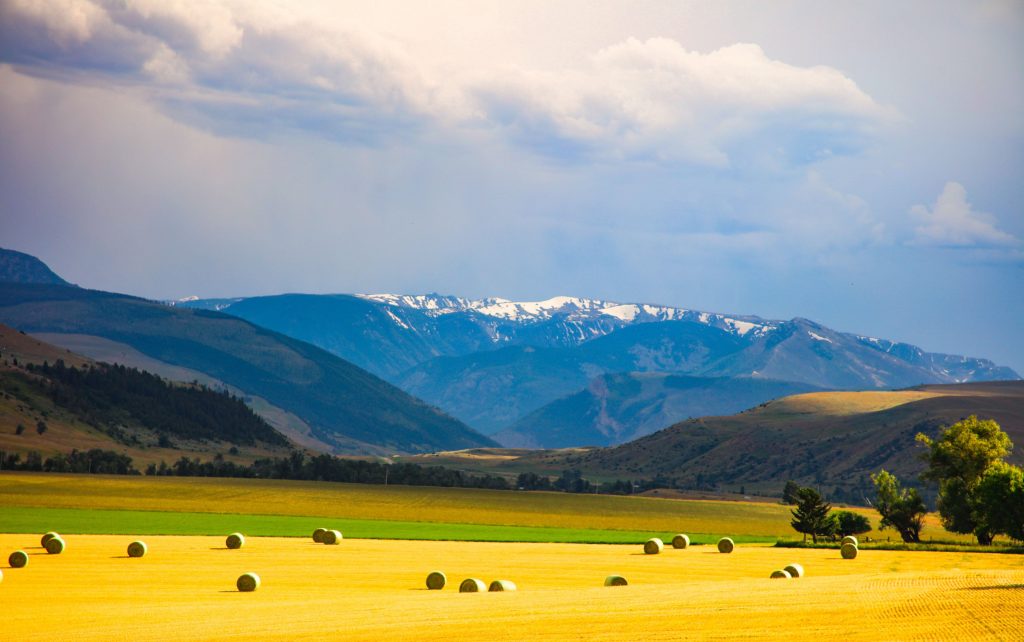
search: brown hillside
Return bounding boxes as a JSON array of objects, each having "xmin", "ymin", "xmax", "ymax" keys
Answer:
[{"xmin": 550, "ymin": 381, "xmax": 1023, "ymax": 499}]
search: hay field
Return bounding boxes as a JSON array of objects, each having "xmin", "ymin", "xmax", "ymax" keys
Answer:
[
  {"xmin": 1, "ymin": 472, "xmax": 942, "ymax": 542},
  {"xmin": 1, "ymin": 533, "xmax": 1021, "ymax": 641}
]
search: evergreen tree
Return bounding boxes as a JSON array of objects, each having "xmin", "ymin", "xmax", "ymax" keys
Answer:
[{"xmin": 790, "ymin": 487, "xmax": 832, "ymax": 542}]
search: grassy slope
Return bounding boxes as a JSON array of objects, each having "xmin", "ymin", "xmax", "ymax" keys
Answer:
[
  {"xmin": 0, "ymin": 283, "xmax": 494, "ymax": 454},
  {"xmin": 0, "ymin": 472, "xmax": 971, "ymax": 543},
  {"xmin": 499, "ymin": 382, "xmax": 1024, "ymax": 495}
]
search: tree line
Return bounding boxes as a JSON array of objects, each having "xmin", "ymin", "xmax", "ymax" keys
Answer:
[
  {"xmin": 0, "ymin": 447, "xmax": 669, "ymax": 496},
  {"xmin": 25, "ymin": 360, "xmax": 287, "ymax": 446}
]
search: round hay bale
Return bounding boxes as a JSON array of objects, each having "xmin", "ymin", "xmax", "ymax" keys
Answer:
[
  {"xmin": 426, "ymin": 571, "xmax": 447, "ymax": 590},
  {"xmin": 226, "ymin": 533, "xmax": 245, "ymax": 549},
  {"xmin": 671, "ymin": 534, "xmax": 690, "ymax": 549},
  {"xmin": 41, "ymin": 532, "xmax": 60, "ymax": 548},
  {"xmin": 236, "ymin": 572, "xmax": 260, "ymax": 592},
  {"xmin": 127, "ymin": 541, "xmax": 147, "ymax": 558},
  {"xmin": 841, "ymin": 542, "xmax": 858, "ymax": 559},
  {"xmin": 783, "ymin": 563, "xmax": 804, "ymax": 578},
  {"xmin": 459, "ymin": 578, "xmax": 486, "ymax": 593},
  {"xmin": 604, "ymin": 575, "xmax": 628, "ymax": 587},
  {"xmin": 8, "ymin": 550, "xmax": 28, "ymax": 568},
  {"xmin": 488, "ymin": 580, "xmax": 517, "ymax": 592},
  {"xmin": 770, "ymin": 569, "xmax": 792, "ymax": 579},
  {"xmin": 717, "ymin": 537, "xmax": 735, "ymax": 553},
  {"xmin": 44, "ymin": 537, "xmax": 65, "ymax": 555},
  {"xmin": 322, "ymin": 529, "xmax": 342, "ymax": 545},
  {"xmin": 841, "ymin": 535, "xmax": 858, "ymax": 547},
  {"xmin": 312, "ymin": 528, "xmax": 327, "ymax": 543},
  {"xmin": 644, "ymin": 538, "xmax": 664, "ymax": 554}
]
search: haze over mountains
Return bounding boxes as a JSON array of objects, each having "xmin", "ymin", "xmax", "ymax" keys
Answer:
[
  {"xmin": 174, "ymin": 291, "xmax": 1019, "ymax": 447},
  {"xmin": 3, "ymin": 247, "xmax": 1018, "ymax": 455}
]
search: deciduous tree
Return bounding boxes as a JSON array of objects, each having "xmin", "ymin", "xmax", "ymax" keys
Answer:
[
  {"xmin": 917, "ymin": 416, "xmax": 1013, "ymax": 544},
  {"xmin": 871, "ymin": 470, "xmax": 926, "ymax": 543}
]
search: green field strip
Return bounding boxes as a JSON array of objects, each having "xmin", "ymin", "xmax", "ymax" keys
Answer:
[{"xmin": 0, "ymin": 506, "xmax": 777, "ymax": 545}]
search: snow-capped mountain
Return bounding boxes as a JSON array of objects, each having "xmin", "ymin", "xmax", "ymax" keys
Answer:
[
  {"xmin": 357, "ymin": 292, "xmax": 775, "ymax": 338},
  {"xmin": 171, "ymin": 291, "xmax": 1019, "ymax": 445}
]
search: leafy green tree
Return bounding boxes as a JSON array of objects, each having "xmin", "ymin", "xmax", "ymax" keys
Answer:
[
  {"xmin": 833, "ymin": 510, "xmax": 872, "ymax": 537},
  {"xmin": 974, "ymin": 462, "xmax": 1024, "ymax": 543},
  {"xmin": 790, "ymin": 487, "xmax": 832, "ymax": 542},
  {"xmin": 871, "ymin": 470, "xmax": 926, "ymax": 543},
  {"xmin": 917, "ymin": 416, "xmax": 1013, "ymax": 544},
  {"xmin": 782, "ymin": 480, "xmax": 801, "ymax": 505}
]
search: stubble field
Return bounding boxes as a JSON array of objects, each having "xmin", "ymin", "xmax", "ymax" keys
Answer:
[{"xmin": 1, "ymin": 533, "xmax": 1021, "ymax": 641}]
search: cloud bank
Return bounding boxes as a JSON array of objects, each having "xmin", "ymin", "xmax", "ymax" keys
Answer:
[{"xmin": 0, "ymin": 0, "xmax": 890, "ymax": 166}]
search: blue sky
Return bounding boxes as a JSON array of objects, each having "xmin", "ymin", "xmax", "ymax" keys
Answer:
[{"xmin": 1, "ymin": 0, "xmax": 1022, "ymax": 373}]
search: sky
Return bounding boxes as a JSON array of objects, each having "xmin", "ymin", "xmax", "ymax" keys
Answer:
[{"xmin": 0, "ymin": 0, "xmax": 1022, "ymax": 373}]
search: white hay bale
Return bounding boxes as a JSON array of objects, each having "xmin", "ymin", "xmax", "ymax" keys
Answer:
[
  {"xmin": 426, "ymin": 571, "xmax": 446, "ymax": 590},
  {"xmin": 322, "ymin": 529, "xmax": 342, "ymax": 545},
  {"xmin": 44, "ymin": 537, "xmax": 65, "ymax": 555},
  {"xmin": 312, "ymin": 528, "xmax": 327, "ymax": 543},
  {"xmin": 717, "ymin": 537, "xmax": 734, "ymax": 553},
  {"xmin": 841, "ymin": 542, "xmax": 858, "ymax": 559},
  {"xmin": 841, "ymin": 535, "xmax": 858, "ymax": 547},
  {"xmin": 488, "ymin": 580, "xmax": 517, "ymax": 592},
  {"xmin": 41, "ymin": 532, "xmax": 60, "ymax": 548},
  {"xmin": 459, "ymin": 578, "xmax": 486, "ymax": 593},
  {"xmin": 236, "ymin": 572, "xmax": 260, "ymax": 592},
  {"xmin": 604, "ymin": 575, "xmax": 628, "ymax": 587},
  {"xmin": 644, "ymin": 538, "xmax": 664, "ymax": 554},
  {"xmin": 770, "ymin": 569, "xmax": 792, "ymax": 579},
  {"xmin": 127, "ymin": 541, "xmax": 147, "ymax": 558},
  {"xmin": 226, "ymin": 533, "xmax": 245, "ymax": 549},
  {"xmin": 671, "ymin": 534, "xmax": 690, "ymax": 549},
  {"xmin": 8, "ymin": 550, "xmax": 28, "ymax": 568},
  {"xmin": 783, "ymin": 563, "xmax": 804, "ymax": 578}
]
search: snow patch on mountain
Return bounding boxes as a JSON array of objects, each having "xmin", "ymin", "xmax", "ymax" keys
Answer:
[
  {"xmin": 357, "ymin": 292, "xmax": 777, "ymax": 338},
  {"xmin": 808, "ymin": 331, "xmax": 833, "ymax": 343}
]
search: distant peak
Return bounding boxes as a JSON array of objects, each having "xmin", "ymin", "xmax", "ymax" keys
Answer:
[
  {"xmin": 0, "ymin": 248, "xmax": 73, "ymax": 287},
  {"xmin": 356, "ymin": 292, "xmax": 775, "ymax": 336}
]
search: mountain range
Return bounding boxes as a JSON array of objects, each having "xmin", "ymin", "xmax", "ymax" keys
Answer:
[
  {"xmin": 0, "ymin": 249, "xmax": 494, "ymax": 455},
  {"xmin": 174, "ymin": 291, "xmax": 1019, "ymax": 447}
]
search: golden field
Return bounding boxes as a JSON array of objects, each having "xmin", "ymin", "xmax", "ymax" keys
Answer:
[
  {"xmin": 1, "ymin": 533, "xmax": 1021, "ymax": 641},
  {"xmin": 0, "ymin": 472, "xmax": 969, "ymax": 542}
]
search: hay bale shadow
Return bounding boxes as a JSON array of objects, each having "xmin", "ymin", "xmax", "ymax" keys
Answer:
[
  {"xmin": 963, "ymin": 584, "xmax": 1024, "ymax": 591},
  {"xmin": 110, "ymin": 555, "xmax": 131, "ymax": 559}
]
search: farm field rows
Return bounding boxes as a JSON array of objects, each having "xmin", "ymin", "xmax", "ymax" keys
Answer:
[
  {"xmin": 0, "ymin": 472, "xmax": 967, "ymax": 543},
  {"xmin": 1, "ymin": 533, "xmax": 1021, "ymax": 641}
]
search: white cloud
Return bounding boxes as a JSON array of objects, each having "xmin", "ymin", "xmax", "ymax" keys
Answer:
[
  {"xmin": 909, "ymin": 182, "xmax": 1018, "ymax": 248},
  {"xmin": 473, "ymin": 38, "xmax": 888, "ymax": 165},
  {"xmin": 0, "ymin": 1, "xmax": 890, "ymax": 165}
]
